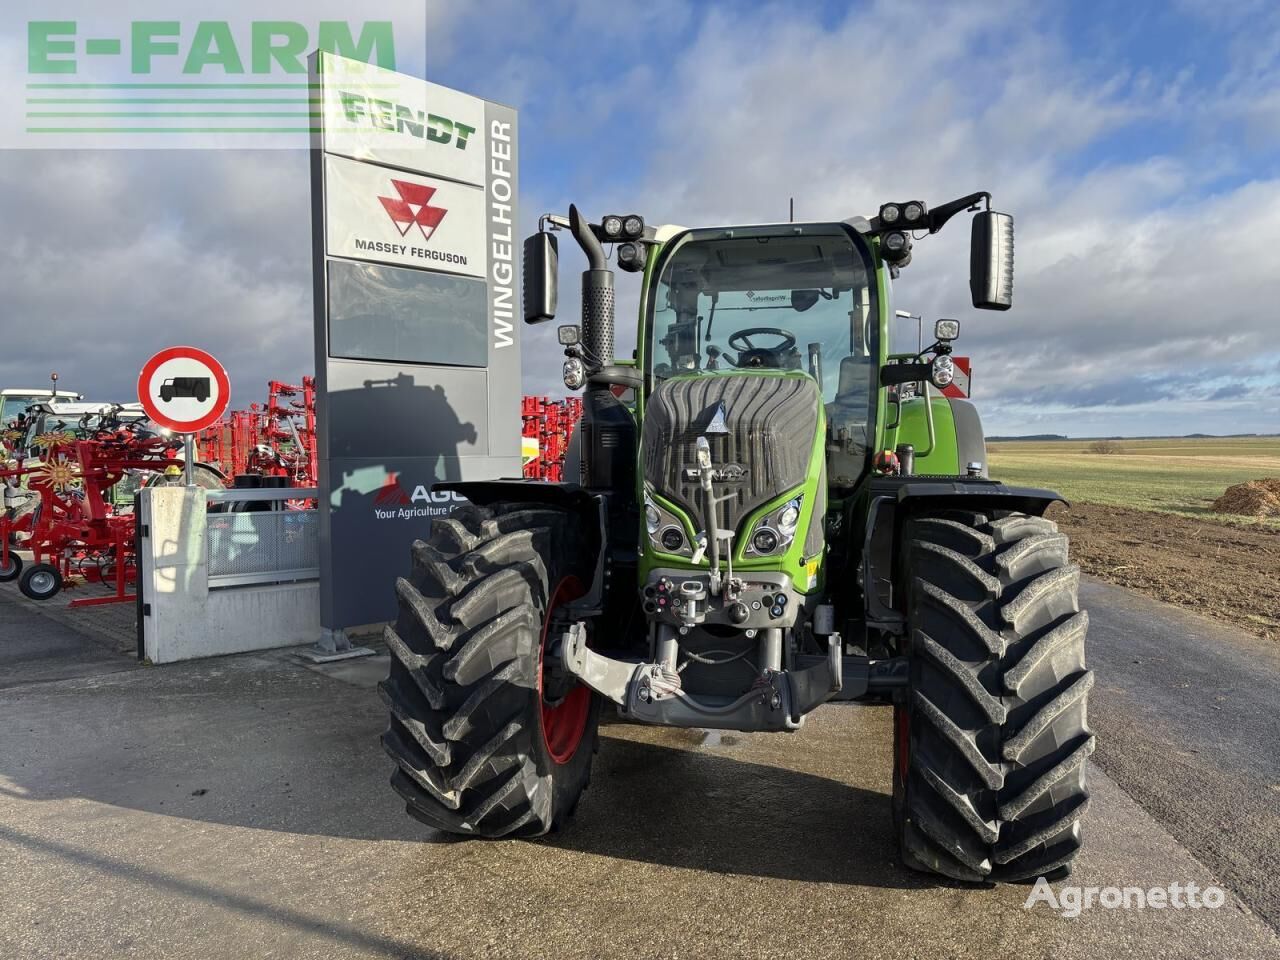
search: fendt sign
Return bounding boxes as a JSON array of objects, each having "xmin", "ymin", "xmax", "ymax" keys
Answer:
[{"xmin": 311, "ymin": 52, "xmax": 521, "ymax": 637}]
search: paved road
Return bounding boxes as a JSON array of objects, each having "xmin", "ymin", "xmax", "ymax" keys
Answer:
[
  {"xmin": 0, "ymin": 579, "xmax": 1278, "ymax": 959},
  {"xmin": 1081, "ymin": 578, "xmax": 1280, "ymax": 931}
]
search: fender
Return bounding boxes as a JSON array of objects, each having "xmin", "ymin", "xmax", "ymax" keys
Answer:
[
  {"xmin": 860, "ymin": 476, "xmax": 1067, "ymax": 628},
  {"xmin": 435, "ymin": 479, "xmax": 619, "ymax": 621}
]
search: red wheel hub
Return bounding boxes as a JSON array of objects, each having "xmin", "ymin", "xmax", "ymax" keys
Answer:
[{"xmin": 538, "ymin": 575, "xmax": 589, "ymax": 765}]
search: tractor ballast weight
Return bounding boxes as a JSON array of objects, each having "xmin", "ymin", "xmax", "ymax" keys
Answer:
[{"xmin": 383, "ymin": 191, "xmax": 1093, "ymax": 885}]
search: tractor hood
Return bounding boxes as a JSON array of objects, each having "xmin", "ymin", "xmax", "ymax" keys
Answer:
[{"xmin": 641, "ymin": 371, "xmax": 821, "ymax": 539}]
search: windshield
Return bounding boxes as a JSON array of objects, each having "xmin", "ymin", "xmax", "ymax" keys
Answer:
[
  {"xmin": 647, "ymin": 229, "xmax": 877, "ymax": 407},
  {"xmin": 2, "ymin": 395, "xmax": 46, "ymax": 425}
]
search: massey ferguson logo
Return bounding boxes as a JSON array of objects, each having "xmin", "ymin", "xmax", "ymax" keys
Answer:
[
  {"xmin": 379, "ymin": 180, "xmax": 447, "ymax": 241},
  {"xmin": 353, "ymin": 180, "xmax": 468, "ymax": 266},
  {"xmin": 372, "ymin": 473, "xmax": 467, "ymax": 521}
]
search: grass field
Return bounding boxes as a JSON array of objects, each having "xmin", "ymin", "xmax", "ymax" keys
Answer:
[{"xmin": 986, "ymin": 436, "xmax": 1280, "ymax": 527}]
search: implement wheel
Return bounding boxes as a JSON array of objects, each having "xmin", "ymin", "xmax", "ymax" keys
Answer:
[
  {"xmin": 380, "ymin": 502, "xmax": 599, "ymax": 837},
  {"xmin": 893, "ymin": 511, "xmax": 1093, "ymax": 882},
  {"xmin": 19, "ymin": 562, "xmax": 63, "ymax": 601},
  {"xmin": 0, "ymin": 551, "xmax": 21, "ymax": 582}
]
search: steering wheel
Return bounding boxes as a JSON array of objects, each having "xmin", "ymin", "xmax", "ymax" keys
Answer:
[{"xmin": 727, "ymin": 327, "xmax": 798, "ymax": 368}]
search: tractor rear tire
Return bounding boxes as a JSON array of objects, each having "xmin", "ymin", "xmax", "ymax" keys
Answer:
[
  {"xmin": 893, "ymin": 510, "xmax": 1093, "ymax": 883},
  {"xmin": 380, "ymin": 502, "xmax": 599, "ymax": 838}
]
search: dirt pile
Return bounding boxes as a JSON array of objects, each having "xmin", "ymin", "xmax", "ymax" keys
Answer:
[{"xmin": 1212, "ymin": 478, "xmax": 1280, "ymax": 517}]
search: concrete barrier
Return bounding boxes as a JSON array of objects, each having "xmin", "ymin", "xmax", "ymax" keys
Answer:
[{"xmin": 138, "ymin": 486, "xmax": 319, "ymax": 663}]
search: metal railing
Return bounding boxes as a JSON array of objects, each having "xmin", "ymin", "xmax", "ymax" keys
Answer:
[{"xmin": 206, "ymin": 487, "xmax": 319, "ymax": 588}]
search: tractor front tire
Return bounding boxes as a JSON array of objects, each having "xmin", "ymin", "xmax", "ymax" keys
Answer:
[
  {"xmin": 893, "ymin": 511, "xmax": 1093, "ymax": 883},
  {"xmin": 380, "ymin": 502, "xmax": 599, "ymax": 838}
]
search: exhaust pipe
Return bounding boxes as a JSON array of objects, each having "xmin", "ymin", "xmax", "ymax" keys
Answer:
[{"xmin": 568, "ymin": 204, "xmax": 615, "ymax": 370}]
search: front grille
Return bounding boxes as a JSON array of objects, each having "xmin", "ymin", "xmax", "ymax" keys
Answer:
[{"xmin": 641, "ymin": 374, "xmax": 820, "ymax": 535}]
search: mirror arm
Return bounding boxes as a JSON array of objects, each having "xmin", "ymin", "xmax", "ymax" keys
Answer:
[
  {"xmin": 880, "ymin": 362, "xmax": 932, "ymax": 386},
  {"xmin": 927, "ymin": 191, "xmax": 990, "ymax": 235}
]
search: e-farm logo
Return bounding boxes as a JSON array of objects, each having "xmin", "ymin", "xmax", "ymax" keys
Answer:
[{"xmin": 17, "ymin": 9, "xmax": 420, "ymax": 147}]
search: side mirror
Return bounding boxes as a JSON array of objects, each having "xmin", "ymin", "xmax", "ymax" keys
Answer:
[
  {"xmin": 557, "ymin": 325, "xmax": 581, "ymax": 346},
  {"xmin": 934, "ymin": 319, "xmax": 959, "ymax": 341},
  {"xmin": 523, "ymin": 232, "xmax": 558, "ymax": 323},
  {"xmin": 970, "ymin": 211, "xmax": 1013, "ymax": 310}
]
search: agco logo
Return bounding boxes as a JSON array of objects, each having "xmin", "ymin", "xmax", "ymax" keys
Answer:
[
  {"xmin": 373, "ymin": 473, "xmax": 467, "ymax": 520},
  {"xmin": 379, "ymin": 180, "xmax": 447, "ymax": 241}
]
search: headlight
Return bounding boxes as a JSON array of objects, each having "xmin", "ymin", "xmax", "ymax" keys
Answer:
[
  {"xmin": 778, "ymin": 501, "xmax": 800, "ymax": 532},
  {"xmin": 602, "ymin": 215, "xmax": 623, "ymax": 238},
  {"xmin": 746, "ymin": 495, "xmax": 804, "ymax": 556},
  {"xmin": 903, "ymin": 201, "xmax": 925, "ymax": 223},
  {"xmin": 563, "ymin": 357, "xmax": 586, "ymax": 390},
  {"xmin": 751, "ymin": 528, "xmax": 779, "ymax": 554},
  {"xmin": 880, "ymin": 203, "xmax": 900, "ymax": 224},
  {"xmin": 623, "ymin": 215, "xmax": 644, "ymax": 238},
  {"xmin": 660, "ymin": 527, "xmax": 685, "ymax": 551},
  {"xmin": 644, "ymin": 490, "xmax": 693, "ymax": 557},
  {"xmin": 931, "ymin": 355, "xmax": 955, "ymax": 387}
]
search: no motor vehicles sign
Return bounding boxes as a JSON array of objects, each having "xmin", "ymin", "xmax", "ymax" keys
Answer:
[{"xmin": 138, "ymin": 346, "xmax": 230, "ymax": 434}]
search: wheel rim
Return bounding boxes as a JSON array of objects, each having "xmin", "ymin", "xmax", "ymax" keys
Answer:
[
  {"xmin": 30, "ymin": 571, "xmax": 56, "ymax": 595},
  {"xmin": 538, "ymin": 575, "xmax": 589, "ymax": 765}
]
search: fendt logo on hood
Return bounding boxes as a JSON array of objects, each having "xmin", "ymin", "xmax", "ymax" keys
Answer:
[{"xmin": 379, "ymin": 180, "xmax": 447, "ymax": 241}]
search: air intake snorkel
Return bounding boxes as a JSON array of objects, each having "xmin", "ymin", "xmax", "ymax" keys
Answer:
[{"xmin": 568, "ymin": 204, "xmax": 615, "ymax": 371}]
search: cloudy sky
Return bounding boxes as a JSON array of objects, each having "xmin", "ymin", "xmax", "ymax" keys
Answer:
[{"xmin": 2, "ymin": 0, "xmax": 1277, "ymax": 437}]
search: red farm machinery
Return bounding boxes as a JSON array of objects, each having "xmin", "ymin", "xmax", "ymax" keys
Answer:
[{"xmin": 0, "ymin": 411, "xmax": 185, "ymax": 604}]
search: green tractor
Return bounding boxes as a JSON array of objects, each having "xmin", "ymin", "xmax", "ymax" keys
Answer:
[{"xmin": 379, "ymin": 194, "xmax": 1093, "ymax": 883}]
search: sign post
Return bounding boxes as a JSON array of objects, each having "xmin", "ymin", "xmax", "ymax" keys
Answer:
[
  {"xmin": 137, "ymin": 346, "xmax": 230, "ymax": 481},
  {"xmin": 309, "ymin": 53, "xmax": 522, "ymax": 649}
]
